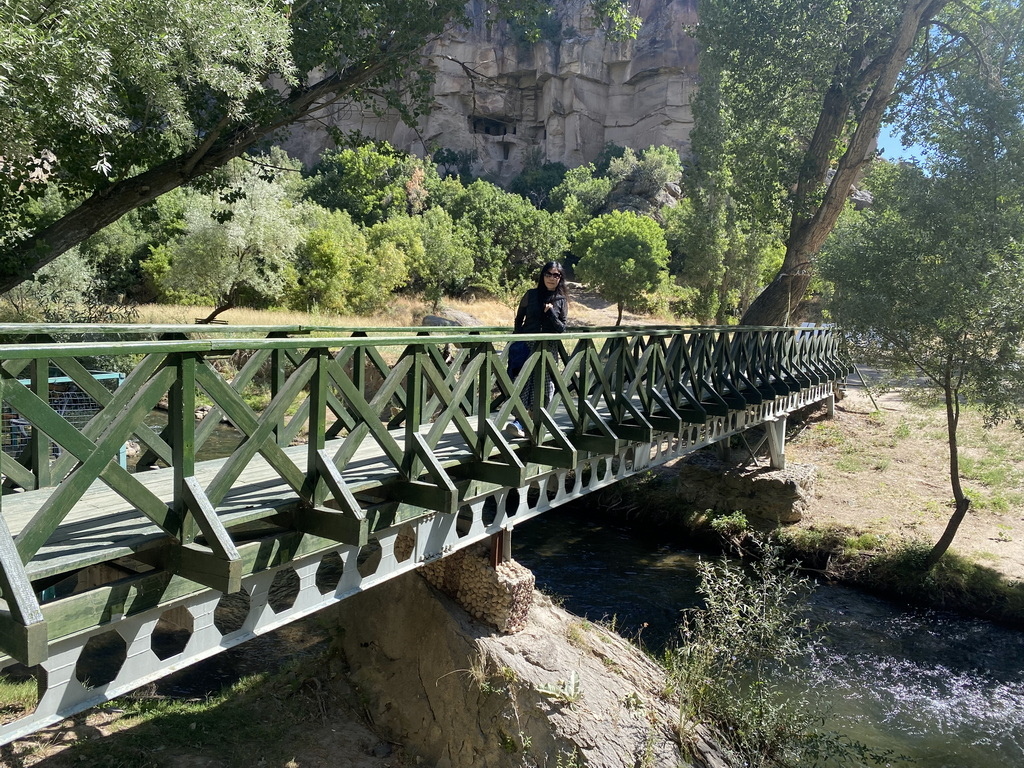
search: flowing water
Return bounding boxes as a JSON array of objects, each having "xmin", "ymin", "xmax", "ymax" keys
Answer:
[{"xmin": 512, "ymin": 506, "xmax": 1024, "ymax": 767}]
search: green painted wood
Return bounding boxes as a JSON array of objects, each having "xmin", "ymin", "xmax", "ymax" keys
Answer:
[
  {"xmin": 312, "ymin": 449, "xmax": 367, "ymax": 525},
  {"xmin": 176, "ymin": 542, "xmax": 243, "ymax": 594},
  {"xmin": 326, "ymin": 355, "xmax": 410, "ymax": 471},
  {"xmin": 0, "ymin": 451, "xmax": 36, "ymax": 491},
  {"xmin": 290, "ymin": 505, "xmax": 368, "ymax": 548},
  {"xmin": 0, "ymin": 611, "xmax": 47, "ymax": 667},
  {"xmin": 172, "ymin": 353, "xmax": 198, "ymax": 542},
  {"xmin": 0, "ymin": 323, "xmax": 852, "ymax": 663},
  {"xmin": 12, "ymin": 365, "xmax": 177, "ymax": 562},
  {"xmin": 0, "ymin": 512, "xmax": 45, "ymax": 649},
  {"xmin": 191, "ymin": 347, "xmax": 273, "ymax": 455},
  {"xmin": 196, "ymin": 361, "xmax": 311, "ymax": 506},
  {"xmin": 29, "ymin": 359, "xmax": 51, "ymax": 488},
  {"xmin": 182, "ymin": 477, "xmax": 240, "ymax": 564}
]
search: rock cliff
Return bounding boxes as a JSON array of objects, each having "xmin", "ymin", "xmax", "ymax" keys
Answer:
[
  {"xmin": 283, "ymin": 0, "xmax": 699, "ymax": 184},
  {"xmin": 328, "ymin": 564, "xmax": 728, "ymax": 767}
]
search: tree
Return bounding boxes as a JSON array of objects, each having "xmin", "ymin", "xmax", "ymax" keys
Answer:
[
  {"xmin": 445, "ymin": 180, "xmax": 569, "ymax": 289},
  {"xmin": 1, "ymin": 0, "xmax": 636, "ymax": 291},
  {"xmin": 572, "ymin": 210, "xmax": 669, "ymax": 325},
  {"xmin": 411, "ymin": 209, "xmax": 474, "ymax": 310},
  {"xmin": 508, "ymin": 153, "xmax": 568, "ymax": 210},
  {"xmin": 821, "ymin": 160, "xmax": 1024, "ymax": 568},
  {"xmin": 303, "ymin": 142, "xmax": 429, "ymax": 226},
  {"xmin": 548, "ymin": 164, "xmax": 614, "ymax": 231},
  {"xmin": 147, "ymin": 158, "xmax": 305, "ymax": 323},
  {"xmin": 693, "ymin": 0, "xmax": 957, "ymax": 326},
  {"xmin": 288, "ymin": 209, "xmax": 365, "ymax": 314}
]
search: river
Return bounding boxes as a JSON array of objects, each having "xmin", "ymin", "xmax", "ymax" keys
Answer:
[{"xmin": 511, "ymin": 505, "xmax": 1024, "ymax": 767}]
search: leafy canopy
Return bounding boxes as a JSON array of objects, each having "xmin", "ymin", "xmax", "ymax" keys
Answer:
[{"xmin": 572, "ymin": 210, "xmax": 669, "ymax": 325}]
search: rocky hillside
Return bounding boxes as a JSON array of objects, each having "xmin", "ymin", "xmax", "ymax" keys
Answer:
[
  {"xmin": 329, "ymin": 563, "xmax": 727, "ymax": 768},
  {"xmin": 283, "ymin": 0, "xmax": 699, "ymax": 184}
]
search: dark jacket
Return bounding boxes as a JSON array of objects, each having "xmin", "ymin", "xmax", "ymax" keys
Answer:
[{"xmin": 514, "ymin": 288, "xmax": 568, "ymax": 334}]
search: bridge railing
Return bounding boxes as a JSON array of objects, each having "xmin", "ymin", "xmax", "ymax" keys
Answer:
[{"xmin": 0, "ymin": 324, "xmax": 848, "ymax": 664}]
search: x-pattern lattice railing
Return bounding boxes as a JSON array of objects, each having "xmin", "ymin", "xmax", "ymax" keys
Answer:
[{"xmin": 0, "ymin": 323, "xmax": 848, "ymax": 666}]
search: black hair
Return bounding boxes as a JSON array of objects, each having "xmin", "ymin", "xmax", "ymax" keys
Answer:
[{"xmin": 535, "ymin": 260, "xmax": 568, "ymax": 299}]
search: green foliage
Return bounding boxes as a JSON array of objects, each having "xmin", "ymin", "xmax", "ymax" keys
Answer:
[
  {"xmin": 819, "ymin": 3, "xmax": 1024, "ymax": 557},
  {"xmin": 288, "ymin": 209, "xmax": 365, "ymax": 314},
  {"xmin": 549, "ymin": 164, "xmax": 614, "ymax": 227},
  {"xmin": 821, "ymin": 155, "xmax": 1024, "ymax": 562},
  {"xmin": 81, "ymin": 187, "xmax": 189, "ymax": 303},
  {"xmin": 350, "ymin": 238, "xmax": 409, "ymax": 315},
  {"xmin": 708, "ymin": 510, "xmax": 748, "ymax": 539},
  {"xmin": 0, "ymin": 0, "xmax": 294, "ymax": 216},
  {"xmin": 573, "ymin": 210, "xmax": 669, "ymax": 324},
  {"xmin": 431, "ymin": 147, "xmax": 478, "ymax": 184},
  {"xmin": 303, "ymin": 142, "xmax": 430, "ymax": 226},
  {"xmin": 445, "ymin": 180, "xmax": 569, "ymax": 288},
  {"xmin": 666, "ymin": 546, "xmax": 901, "ymax": 767},
  {"xmin": 549, "ymin": 145, "xmax": 681, "ymax": 224},
  {"xmin": 414, "ymin": 209, "xmax": 474, "ymax": 309},
  {"xmin": 0, "ymin": 248, "xmax": 135, "ymax": 323},
  {"xmin": 508, "ymin": 153, "xmax": 568, "ymax": 210},
  {"xmin": 148, "ymin": 156, "xmax": 305, "ymax": 321},
  {"xmin": 1, "ymin": 0, "xmax": 638, "ymax": 288},
  {"xmin": 605, "ymin": 146, "xmax": 682, "ymax": 206}
]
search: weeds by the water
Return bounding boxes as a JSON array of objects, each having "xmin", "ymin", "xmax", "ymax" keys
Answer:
[{"xmin": 664, "ymin": 545, "xmax": 907, "ymax": 768}]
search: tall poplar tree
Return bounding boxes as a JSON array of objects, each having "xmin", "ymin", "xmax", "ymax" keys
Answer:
[{"xmin": 694, "ymin": 0, "xmax": 955, "ymax": 326}]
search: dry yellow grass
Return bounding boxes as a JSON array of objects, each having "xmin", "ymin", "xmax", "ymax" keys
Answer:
[
  {"xmin": 135, "ymin": 287, "xmax": 678, "ymax": 330},
  {"xmin": 134, "ymin": 288, "xmax": 679, "ymax": 331},
  {"xmin": 135, "ymin": 295, "xmax": 434, "ymax": 328}
]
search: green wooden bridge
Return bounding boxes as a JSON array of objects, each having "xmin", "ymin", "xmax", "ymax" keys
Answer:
[{"xmin": 0, "ymin": 322, "xmax": 847, "ymax": 743}]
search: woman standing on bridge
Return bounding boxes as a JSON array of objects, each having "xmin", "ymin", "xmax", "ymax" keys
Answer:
[{"xmin": 505, "ymin": 261, "xmax": 569, "ymax": 439}]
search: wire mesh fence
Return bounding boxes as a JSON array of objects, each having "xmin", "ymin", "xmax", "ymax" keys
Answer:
[{"xmin": 2, "ymin": 372, "xmax": 126, "ymax": 468}]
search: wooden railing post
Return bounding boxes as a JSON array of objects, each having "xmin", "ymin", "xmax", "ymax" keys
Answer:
[
  {"xmin": 269, "ymin": 331, "xmax": 288, "ymax": 447},
  {"xmin": 29, "ymin": 357, "xmax": 51, "ymax": 489},
  {"xmin": 305, "ymin": 346, "xmax": 329, "ymax": 506},
  {"xmin": 170, "ymin": 352, "xmax": 198, "ymax": 543}
]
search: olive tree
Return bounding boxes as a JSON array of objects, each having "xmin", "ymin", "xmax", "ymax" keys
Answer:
[{"xmin": 146, "ymin": 158, "xmax": 305, "ymax": 323}]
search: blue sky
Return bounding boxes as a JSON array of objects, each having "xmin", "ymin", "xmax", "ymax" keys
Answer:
[{"xmin": 875, "ymin": 124, "xmax": 927, "ymax": 162}]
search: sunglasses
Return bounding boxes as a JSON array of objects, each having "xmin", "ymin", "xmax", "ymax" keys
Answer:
[{"xmin": 544, "ymin": 271, "xmax": 562, "ymax": 278}]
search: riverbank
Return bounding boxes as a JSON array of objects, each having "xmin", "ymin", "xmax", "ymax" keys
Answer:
[{"xmin": 610, "ymin": 384, "xmax": 1024, "ymax": 627}]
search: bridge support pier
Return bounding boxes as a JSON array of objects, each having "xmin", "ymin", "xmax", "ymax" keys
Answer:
[
  {"xmin": 713, "ymin": 440, "xmax": 731, "ymax": 462},
  {"xmin": 765, "ymin": 415, "xmax": 787, "ymax": 470},
  {"xmin": 490, "ymin": 529, "xmax": 512, "ymax": 566}
]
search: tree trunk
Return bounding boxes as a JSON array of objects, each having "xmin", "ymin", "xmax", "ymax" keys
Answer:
[
  {"xmin": 924, "ymin": 379, "xmax": 968, "ymax": 568},
  {"xmin": 741, "ymin": 0, "xmax": 950, "ymax": 327},
  {"xmin": 197, "ymin": 301, "xmax": 234, "ymax": 325},
  {"xmin": 616, "ymin": 302, "xmax": 624, "ymax": 326}
]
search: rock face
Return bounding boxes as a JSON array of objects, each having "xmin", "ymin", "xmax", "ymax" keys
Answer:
[
  {"xmin": 283, "ymin": 0, "xmax": 699, "ymax": 183},
  {"xmin": 328, "ymin": 565, "xmax": 728, "ymax": 768},
  {"xmin": 675, "ymin": 451, "xmax": 817, "ymax": 524}
]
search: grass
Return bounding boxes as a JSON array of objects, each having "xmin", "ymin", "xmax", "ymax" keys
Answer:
[
  {"xmin": 9, "ymin": 654, "xmax": 362, "ymax": 768},
  {"xmin": 0, "ymin": 676, "xmax": 39, "ymax": 725},
  {"xmin": 132, "ymin": 287, "xmax": 656, "ymax": 331}
]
